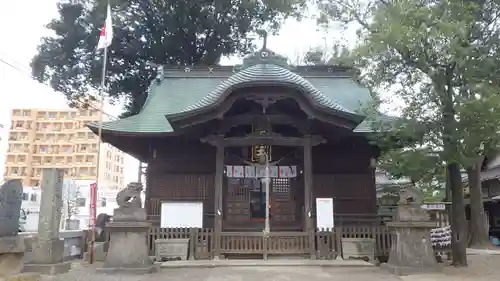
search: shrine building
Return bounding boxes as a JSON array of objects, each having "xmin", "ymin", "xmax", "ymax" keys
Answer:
[{"xmin": 88, "ymin": 44, "xmax": 394, "ymax": 258}]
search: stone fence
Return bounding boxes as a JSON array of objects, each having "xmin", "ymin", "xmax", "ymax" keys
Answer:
[{"xmin": 19, "ymin": 230, "xmax": 86, "ymax": 261}]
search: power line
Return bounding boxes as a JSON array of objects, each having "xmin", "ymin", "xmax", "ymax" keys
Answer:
[
  {"xmin": 0, "ymin": 56, "xmax": 117, "ymax": 120},
  {"xmin": 0, "ymin": 55, "xmax": 118, "ymax": 121}
]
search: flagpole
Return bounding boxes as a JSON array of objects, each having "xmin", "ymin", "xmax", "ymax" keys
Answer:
[{"xmin": 90, "ymin": 43, "xmax": 108, "ymax": 266}]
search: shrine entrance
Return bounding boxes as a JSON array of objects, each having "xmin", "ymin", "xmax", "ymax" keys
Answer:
[{"xmin": 224, "ymin": 165, "xmax": 303, "ymax": 231}]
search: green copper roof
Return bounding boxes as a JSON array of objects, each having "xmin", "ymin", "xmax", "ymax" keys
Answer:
[
  {"xmin": 178, "ymin": 63, "xmax": 355, "ymax": 115},
  {"xmin": 88, "ymin": 49, "xmax": 384, "ymax": 134}
]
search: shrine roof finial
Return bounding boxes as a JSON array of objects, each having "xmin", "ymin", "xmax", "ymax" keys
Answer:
[
  {"xmin": 256, "ymin": 29, "xmax": 268, "ymax": 50},
  {"xmin": 239, "ymin": 29, "xmax": 291, "ymax": 70}
]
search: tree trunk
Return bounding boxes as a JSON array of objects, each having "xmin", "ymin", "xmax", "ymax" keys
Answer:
[
  {"xmin": 467, "ymin": 160, "xmax": 489, "ymax": 248},
  {"xmin": 448, "ymin": 162, "xmax": 468, "ymax": 266},
  {"xmin": 438, "ymin": 67, "xmax": 467, "ymax": 266}
]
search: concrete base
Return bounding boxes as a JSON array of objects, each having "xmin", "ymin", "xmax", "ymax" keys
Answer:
[
  {"xmin": 96, "ymin": 266, "xmax": 158, "ymax": 275},
  {"xmin": 0, "ymin": 273, "xmax": 41, "ymax": 281},
  {"xmin": 83, "ymin": 242, "xmax": 108, "ymax": 262},
  {"xmin": 22, "ymin": 261, "xmax": 71, "ymax": 275},
  {"xmin": 380, "ymin": 262, "xmax": 442, "ymax": 276},
  {"xmin": 29, "ymin": 239, "xmax": 65, "ymax": 266},
  {"xmin": 384, "ymin": 223, "xmax": 439, "ymax": 276},
  {"xmin": 0, "ymin": 253, "xmax": 24, "ymax": 277},
  {"xmin": 0, "ymin": 236, "xmax": 25, "ymax": 278},
  {"xmin": 102, "ymin": 221, "xmax": 153, "ymax": 272},
  {"xmin": 159, "ymin": 259, "xmax": 373, "ymax": 269}
]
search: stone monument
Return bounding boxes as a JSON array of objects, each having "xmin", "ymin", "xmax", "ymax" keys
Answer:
[
  {"xmin": 381, "ymin": 186, "xmax": 441, "ymax": 276},
  {"xmin": 23, "ymin": 169, "xmax": 72, "ymax": 275},
  {"xmin": 0, "ymin": 179, "xmax": 29, "ymax": 279},
  {"xmin": 97, "ymin": 182, "xmax": 156, "ymax": 274}
]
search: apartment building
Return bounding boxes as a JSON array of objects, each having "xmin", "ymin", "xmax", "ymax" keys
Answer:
[{"xmin": 3, "ymin": 108, "xmax": 125, "ymax": 189}]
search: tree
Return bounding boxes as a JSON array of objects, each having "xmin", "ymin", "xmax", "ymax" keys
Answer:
[
  {"xmin": 317, "ymin": 0, "xmax": 500, "ymax": 266},
  {"xmin": 62, "ymin": 182, "xmax": 82, "ymax": 230},
  {"xmin": 459, "ymin": 93, "xmax": 500, "ymax": 248},
  {"xmin": 31, "ymin": 0, "xmax": 306, "ymax": 117},
  {"xmin": 302, "ymin": 44, "xmax": 350, "ymax": 65},
  {"xmin": 378, "ymin": 148, "xmax": 446, "ymax": 196}
]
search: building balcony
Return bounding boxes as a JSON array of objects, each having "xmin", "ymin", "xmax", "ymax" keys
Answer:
[
  {"xmin": 7, "ymin": 138, "xmax": 30, "ymax": 143},
  {"xmin": 6, "ymin": 150, "xmax": 29, "ymax": 154}
]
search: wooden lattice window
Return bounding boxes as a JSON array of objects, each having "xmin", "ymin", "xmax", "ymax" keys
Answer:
[
  {"xmin": 227, "ymin": 179, "xmax": 250, "ymax": 201},
  {"xmin": 272, "ymin": 178, "xmax": 291, "ymax": 199}
]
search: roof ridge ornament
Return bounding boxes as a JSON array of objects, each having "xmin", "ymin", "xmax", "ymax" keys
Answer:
[
  {"xmin": 237, "ymin": 29, "xmax": 293, "ymax": 71},
  {"xmin": 257, "ymin": 29, "xmax": 268, "ymax": 51}
]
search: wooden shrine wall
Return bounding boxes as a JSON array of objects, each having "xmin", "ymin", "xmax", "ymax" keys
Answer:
[
  {"xmin": 146, "ymin": 137, "xmax": 378, "ymax": 227},
  {"xmin": 311, "ymin": 139, "xmax": 378, "ymax": 224},
  {"xmin": 146, "ymin": 141, "xmax": 216, "ymax": 227}
]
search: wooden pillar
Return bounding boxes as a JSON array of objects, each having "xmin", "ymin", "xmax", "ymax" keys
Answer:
[
  {"xmin": 213, "ymin": 143, "xmax": 224, "ymax": 260},
  {"xmin": 303, "ymin": 136, "xmax": 316, "ymax": 259}
]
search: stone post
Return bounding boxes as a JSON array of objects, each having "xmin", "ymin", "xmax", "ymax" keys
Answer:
[{"xmin": 24, "ymin": 169, "xmax": 71, "ymax": 275}]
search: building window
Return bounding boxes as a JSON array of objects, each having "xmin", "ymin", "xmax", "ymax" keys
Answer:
[
  {"xmin": 30, "ymin": 193, "xmax": 37, "ymax": 202},
  {"xmin": 76, "ymin": 198, "xmax": 86, "ymax": 207},
  {"xmin": 272, "ymin": 178, "xmax": 291, "ymax": 199},
  {"xmin": 48, "ymin": 112, "xmax": 57, "ymax": 118},
  {"xmin": 100, "ymin": 198, "xmax": 107, "ymax": 207},
  {"xmin": 22, "ymin": 193, "xmax": 29, "ymax": 201}
]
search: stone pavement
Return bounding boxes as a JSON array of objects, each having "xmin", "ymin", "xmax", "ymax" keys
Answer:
[
  {"xmin": 34, "ymin": 254, "xmax": 500, "ymax": 281},
  {"xmin": 40, "ymin": 262, "xmax": 403, "ymax": 281}
]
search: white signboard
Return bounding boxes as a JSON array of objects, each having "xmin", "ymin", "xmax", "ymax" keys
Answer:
[
  {"xmin": 421, "ymin": 203, "xmax": 446, "ymax": 210},
  {"xmin": 316, "ymin": 198, "xmax": 334, "ymax": 229},
  {"xmin": 161, "ymin": 202, "xmax": 203, "ymax": 228}
]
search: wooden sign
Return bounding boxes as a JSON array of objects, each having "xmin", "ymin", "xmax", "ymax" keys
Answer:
[{"xmin": 251, "ymin": 145, "xmax": 272, "ymax": 162}]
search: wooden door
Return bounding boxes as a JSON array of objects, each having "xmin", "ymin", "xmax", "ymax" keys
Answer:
[
  {"xmin": 225, "ymin": 178, "xmax": 251, "ymax": 223},
  {"xmin": 271, "ymin": 178, "xmax": 297, "ymax": 225}
]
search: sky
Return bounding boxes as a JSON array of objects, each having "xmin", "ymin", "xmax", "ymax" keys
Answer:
[{"xmin": 0, "ymin": 1, "xmax": 359, "ymax": 185}]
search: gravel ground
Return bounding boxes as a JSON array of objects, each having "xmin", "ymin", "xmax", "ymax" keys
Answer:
[{"xmin": 401, "ymin": 254, "xmax": 500, "ymax": 281}]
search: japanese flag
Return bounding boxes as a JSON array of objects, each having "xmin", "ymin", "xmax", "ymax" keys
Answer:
[{"xmin": 97, "ymin": 4, "xmax": 113, "ymax": 50}]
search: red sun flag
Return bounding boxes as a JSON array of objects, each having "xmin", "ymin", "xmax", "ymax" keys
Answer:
[{"xmin": 97, "ymin": 5, "xmax": 113, "ymax": 49}]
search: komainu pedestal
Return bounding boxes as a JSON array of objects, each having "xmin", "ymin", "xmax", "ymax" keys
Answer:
[
  {"xmin": 97, "ymin": 183, "xmax": 156, "ymax": 274},
  {"xmin": 381, "ymin": 187, "xmax": 441, "ymax": 276}
]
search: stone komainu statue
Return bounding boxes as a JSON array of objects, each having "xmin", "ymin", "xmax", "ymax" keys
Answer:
[
  {"xmin": 398, "ymin": 185, "xmax": 424, "ymax": 205},
  {"xmin": 116, "ymin": 182, "xmax": 143, "ymax": 209},
  {"xmin": 95, "ymin": 213, "xmax": 112, "ymax": 242}
]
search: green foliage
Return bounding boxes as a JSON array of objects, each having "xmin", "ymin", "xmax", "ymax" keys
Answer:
[
  {"xmin": 31, "ymin": 0, "xmax": 306, "ymax": 117},
  {"xmin": 379, "ymin": 148, "xmax": 445, "ymax": 187},
  {"xmin": 302, "ymin": 44, "xmax": 351, "ymax": 65},
  {"xmin": 314, "ymin": 0, "xmax": 500, "ymax": 166}
]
